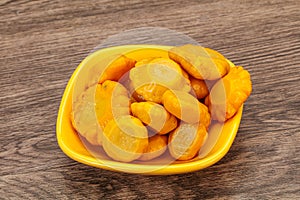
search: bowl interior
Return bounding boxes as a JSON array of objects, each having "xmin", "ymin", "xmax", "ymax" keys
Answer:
[{"xmin": 56, "ymin": 45, "xmax": 243, "ymax": 175}]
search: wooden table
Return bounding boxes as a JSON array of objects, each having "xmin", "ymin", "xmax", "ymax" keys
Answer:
[{"xmin": 1, "ymin": 0, "xmax": 299, "ymax": 199}]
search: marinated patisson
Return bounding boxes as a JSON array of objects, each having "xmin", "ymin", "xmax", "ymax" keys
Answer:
[{"xmin": 70, "ymin": 44, "xmax": 252, "ymax": 162}]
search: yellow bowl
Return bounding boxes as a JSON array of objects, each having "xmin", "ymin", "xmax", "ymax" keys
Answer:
[{"xmin": 56, "ymin": 45, "xmax": 243, "ymax": 175}]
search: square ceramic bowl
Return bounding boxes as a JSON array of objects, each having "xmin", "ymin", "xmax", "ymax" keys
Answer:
[{"xmin": 56, "ymin": 45, "xmax": 243, "ymax": 175}]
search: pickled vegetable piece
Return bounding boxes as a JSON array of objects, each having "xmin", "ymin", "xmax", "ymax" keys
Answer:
[
  {"xmin": 129, "ymin": 58, "xmax": 190, "ymax": 103},
  {"xmin": 162, "ymin": 90, "xmax": 210, "ymax": 128},
  {"xmin": 139, "ymin": 134, "xmax": 168, "ymax": 161},
  {"xmin": 95, "ymin": 80, "xmax": 130, "ymax": 129},
  {"xmin": 206, "ymin": 66, "xmax": 252, "ymax": 122},
  {"xmin": 98, "ymin": 55, "xmax": 136, "ymax": 84},
  {"xmin": 168, "ymin": 123, "xmax": 208, "ymax": 160},
  {"xmin": 71, "ymin": 85, "xmax": 103, "ymax": 146},
  {"xmin": 137, "ymin": 57, "xmax": 191, "ymax": 83},
  {"xmin": 131, "ymin": 102, "xmax": 177, "ymax": 134},
  {"xmin": 146, "ymin": 57, "xmax": 184, "ymax": 71},
  {"xmin": 168, "ymin": 44, "xmax": 230, "ymax": 80},
  {"xmin": 102, "ymin": 115, "xmax": 148, "ymax": 162},
  {"xmin": 190, "ymin": 77, "xmax": 209, "ymax": 99},
  {"xmin": 131, "ymin": 84, "xmax": 168, "ymax": 103},
  {"xmin": 135, "ymin": 57, "xmax": 156, "ymax": 67}
]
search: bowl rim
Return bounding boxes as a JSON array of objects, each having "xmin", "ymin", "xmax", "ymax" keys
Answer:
[{"xmin": 56, "ymin": 44, "xmax": 242, "ymax": 175}]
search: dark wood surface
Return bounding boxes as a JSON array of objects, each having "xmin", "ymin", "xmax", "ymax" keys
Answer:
[{"xmin": 1, "ymin": 0, "xmax": 299, "ymax": 199}]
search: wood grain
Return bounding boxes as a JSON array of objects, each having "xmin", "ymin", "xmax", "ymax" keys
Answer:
[{"xmin": 1, "ymin": 0, "xmax": 299, "ymax": 199}]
